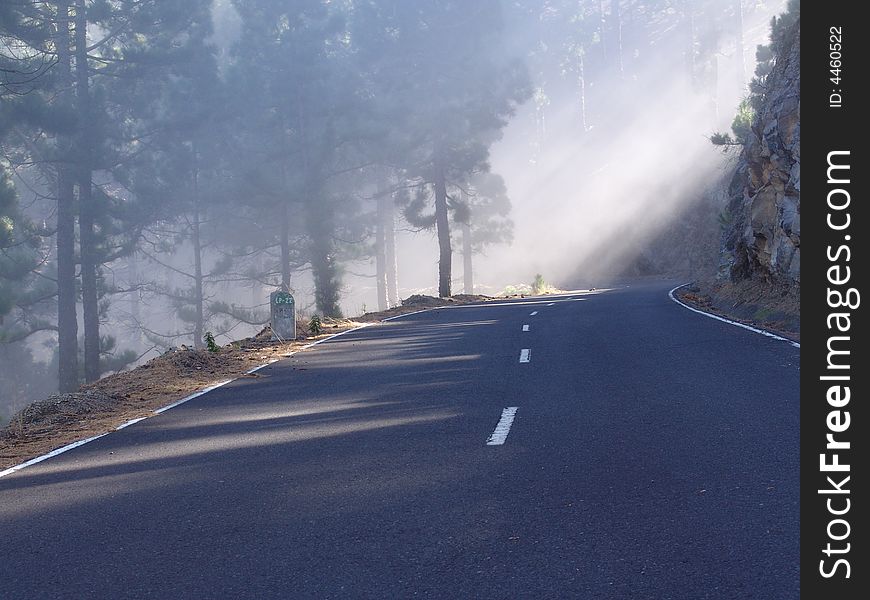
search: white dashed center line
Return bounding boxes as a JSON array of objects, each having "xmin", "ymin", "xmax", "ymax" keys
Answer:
[
  {"xmin": 486, "ymin": 407, "xmax": 518, "ymax": 446},
  {"xmin": 529, "ymin": 311, "xmax": 538, "ymax": 316},
  {"xmin": 519, "ymin": 348, "xmax": 531, "ymax": 363},
  {"xmin": 522, "ymin": 324, "xmax": 529, "ymax": 332},
  {"xmin": 547, "ymin": 302, "xmax": 555, "ymax": 306}
]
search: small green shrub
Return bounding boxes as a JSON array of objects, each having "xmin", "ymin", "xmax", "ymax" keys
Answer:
[
  {"xmin": 730, "ymin": 99, "xmax": 755, "ymax": 144},
  {"xmin": 204, "ymin": 331, "xmax": 220, "ymax": 352},
  {"xmin": 754, "ymin": 307, "xmax": 774, "ymax": 322},
  {"xmin": 531, "ymin": 274, "xmax": 546, "ymax": 295},
  {"xmin": 308, "ymin": 315, "xmax": 323, "ymax": 336},
  {"xmin": 709, "ymin": 131, "xmax": 740, "ymax": 148}
]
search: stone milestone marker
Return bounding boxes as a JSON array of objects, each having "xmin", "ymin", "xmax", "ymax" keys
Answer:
[{"xmin": 270, "ymin": 290, "xmax": 296, "ymax": 340}]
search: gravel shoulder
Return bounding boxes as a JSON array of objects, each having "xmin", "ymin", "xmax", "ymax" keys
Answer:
[{"xmin": 675, "ymin": 279, "xmax": 800, "ymax": 343}]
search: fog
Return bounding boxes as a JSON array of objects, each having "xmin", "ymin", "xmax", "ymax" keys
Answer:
[
  {"xmin": 341, "ymin": 0, "xmax": 785, "ymax": 301},
  {"xmin": 1, "ymin": 0, "xmax": 787, "ymax": 420}
]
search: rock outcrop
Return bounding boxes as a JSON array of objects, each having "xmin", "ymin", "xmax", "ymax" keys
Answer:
[{"xmin": 721, "ymin": 20, "xmax": 800, "ymax": 287}]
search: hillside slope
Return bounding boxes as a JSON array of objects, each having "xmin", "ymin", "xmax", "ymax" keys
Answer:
[
  {"xmin": 681, "ymin": 14, "xmax": 800, "ymax": 336},
  {"xmin": 721, "ymin": 19, "xmax": 800, "ymax": 287}
]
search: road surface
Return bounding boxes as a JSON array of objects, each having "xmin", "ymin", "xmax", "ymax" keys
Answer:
[{"xmin": 0, "ymin": 280, "xmax": 800, "ymax": 599}]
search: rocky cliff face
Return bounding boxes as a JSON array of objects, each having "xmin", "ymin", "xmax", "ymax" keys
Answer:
[{"xmin": 722, "ymin": 21, "xmax": 800, "ymax": 287}]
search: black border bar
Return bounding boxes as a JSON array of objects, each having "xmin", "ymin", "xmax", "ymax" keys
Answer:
[{"xmin": 802, "ymin": 3, "xmax": 866, "ymax": 595}]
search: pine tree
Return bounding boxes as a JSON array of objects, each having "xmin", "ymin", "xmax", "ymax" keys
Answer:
[
  {"xmin": 71, "ymin": 0, "xmax": 217, "ymax": 375},
  {"xmin": 0, "ymin": 167, "xmax": 39, "ymax": 321},
  {"xmin": 0, "ymin": 2, "xmax": 54, "ymax": 100},
  {"xmin": 228, "ymin": 0, "xmax": 369, "ymax": 317},
  {"xmin": 356, "ymin": 0, "xmax": 530, "ymax": 297},
  {"xmin": 452, "ymin": 173, "xmax": 514, "ymax": 295}
]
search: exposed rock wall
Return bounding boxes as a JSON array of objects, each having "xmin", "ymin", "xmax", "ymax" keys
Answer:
[{"xmin": 722, "ymin": 21, "xmax": 800, "ymax": 286}]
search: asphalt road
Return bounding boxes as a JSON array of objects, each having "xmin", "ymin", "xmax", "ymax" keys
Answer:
[{"xmin": 0, "ymin": 280, "xmax": 800, "ymax": 599}]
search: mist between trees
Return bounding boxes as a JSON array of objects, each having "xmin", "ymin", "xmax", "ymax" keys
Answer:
[{"xmin": 1, "ymin": 0, "xmax": 788, "ymax": 421}]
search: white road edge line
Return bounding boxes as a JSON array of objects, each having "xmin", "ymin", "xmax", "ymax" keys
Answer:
[
  {"xmin": 0, "ymin": 323, "xmax": 375, "ymax": 480},
  {"xmin": 381, "ymin": 308, "xmax": 439, "ymax": 322},
  {"xmin": 279, "ymin": 323, "xmax": 373, "ymax": 356},
  {"xmin": 668, "ymin": 284, "xmax": 800, "ymax": 349},
  {"xmin": 522, "ymin": 324, "xmax": 529, "ymax": 332},
  {"xmin": 519, "ymin": 348, "xmax": 531, "ymax": 363},
  {"xmin": 116, "ymin": 417, "xmax": 148, "ymax": 430},
  {"xmin": 153, "ymin": 379, "xmax": 237, "ymax": 414},
  {"xmin": 0, "ymin": 433, "xmax": 109, "ymax": 479},
  {"xmin": 529, "ymin": 311, "xmax": 538, "ymax": 316},
  {"xmin": 486, "ymin": 407, "xmax": 519, "ymax": 446}
]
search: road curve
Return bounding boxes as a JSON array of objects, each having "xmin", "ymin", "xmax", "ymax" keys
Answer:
[{"xmin": 0, "ymin": 280, "xmax": 799, "ymax": 599}]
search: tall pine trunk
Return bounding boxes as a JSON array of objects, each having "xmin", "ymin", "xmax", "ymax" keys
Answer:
[
  {"xmin": 612, "ymin": 0, "xmax": 625, "ymax": 78},
  {"xmin": 433, "ymin": 161, "xmax": 451, "ymax": 298},
  {"xmin": 630, "ymin": 2, "xmax": 650, "ymax": 81},
  {"xmin": 57, "ymin": 173, "xmax": 79, "ymax": 392},
  {"xmin": 462, "ymin": 221, "xmax": 473, "ymax": 295},
  {"xmin": 375, "ymin": 188, "xmax": 388, "ymax": 312},
  {"xmin": 251, "ymin": 256, "xmax": 264, "ymax": 307},
  {"xmin": 191, "ymin": 163, "xmax": 204, "ymax": 349},
  {"xmin": 55, "ymin": 0, "xmax": 78, "ymax": 392},
  {"xmin": 385, "ymin": 189, "xmax": 399, "ymax": 308},
  {"xmin": 278, "ymin": 157, "xmax": 292, "ymax": 291},
  {"xmin": 75, "ymin": 0, "xmax": 99, "ymax": 382},
  {"xmin": 128, "ymin": 254, "xmax": 142, "ymax": 343},
  {"xmin": 735, "ymin": 0, "xmax": 746, "ymax": 86},
  {"xmin": 279, "ymin": 200, "xmax": 291, "ymax": 291},
  {"xmin": 296, "ymin": 93, "xmax": 340, "ymax": 316},
  {"xmin": 684, "ymin": 0, "xmax": 697, "ymax": 86},
  {"xmin": 577, "ymin": 50, "xmax": 588, "ymax": 132},
  {"xmin": 307, "ymin": 199, "xmax": 342, "ymax": 317}
]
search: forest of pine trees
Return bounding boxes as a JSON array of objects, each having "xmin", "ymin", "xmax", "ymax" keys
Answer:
[{"xmin": 1, "ymin": 0, "xmax": 787, "ymax": 420}]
